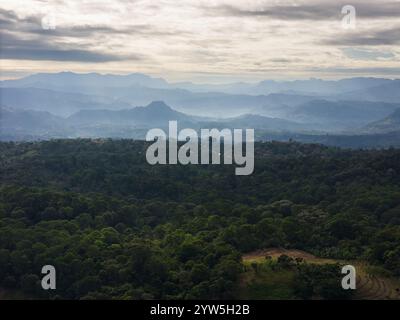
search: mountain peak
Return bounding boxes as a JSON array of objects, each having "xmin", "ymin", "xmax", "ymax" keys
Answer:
[{"xmin": 145, "ymin": 101, "xmax": 172, "ymax": 111}]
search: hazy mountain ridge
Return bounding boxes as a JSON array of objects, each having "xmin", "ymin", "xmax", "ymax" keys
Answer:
[
  {"xmin": 290, "ymin": 100, "xmax": 400, "ymax": 130},
  {"xmin": 2, "ymin": 101, "xmax": 400, "ymax": 148},
  {"xmin": 362, "ymin": 108, "xmax": 400, "ymax": 134},
  {"xmin": 2, "ymin": 72, "xmax": 400, "ymax": 146},
  {"xmin": 0, "ymin": 105, "xmax": 71, "ymax": 138},
  {"xmin": 0, "ymin": 101, "xmax": 313, "ymax": 139},
  {"xmin": 201, "ymin": 114, "xmax": 315, "ymax": 132},
  {"xmin": 338, "ymin": 80, "xmax": 400, "ymax": 103},
  {"xmin": 0, "ymin": 72, "xmax": 169, "ymax": 90},
  {"xmin": 3, "ymin": 73, "xmax": 393, "ymax": 96},
  {"xmin": 0, "ymin": 87, "xmax": 133, "ymax": 116},
  {"xmin": 2, "ymin": 72, "xmax": 399, "ymax": 118},
  {"xmin": 67, "ymin": 101, "xmax": 195, "ymax": 126}
]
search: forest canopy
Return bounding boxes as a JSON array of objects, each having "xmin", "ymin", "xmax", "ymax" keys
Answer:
[{"xmin": 0, "ymin": 139, "xmax": 399, "ymax": 299}]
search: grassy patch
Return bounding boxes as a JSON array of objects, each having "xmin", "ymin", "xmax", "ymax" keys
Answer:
[{"xmin": 236, "ymin": 261, "xmax": 296, "ymax": 299}]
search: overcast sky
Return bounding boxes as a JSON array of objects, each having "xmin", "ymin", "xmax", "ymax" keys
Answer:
[{"xmin": 0, "ymin": 0, "xmax": 399, "ymax": 82}]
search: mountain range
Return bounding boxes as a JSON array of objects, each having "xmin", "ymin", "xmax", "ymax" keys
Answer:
[
  {"xmin": 1, "ymin": 101, "xmax": 313, "ymax": 139},
  {"xmin": 2, "ymin": 72, "xmax": 396, "ymax": 96},
  {"xmin": 1, "ymin": 72, "xmax": 400, "ymax": 147}
]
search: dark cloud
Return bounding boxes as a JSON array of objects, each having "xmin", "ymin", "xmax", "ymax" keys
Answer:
[
  {"xmin": 211, "ymin": 4, "xmax": 339, "ymax": 20},
  {"xmin": 0, "ymin": 8, "xmax": 187, "ymax": 38},
  {"xmin": 0, "ymin": 31, "xmax": 141, "ymax": 62},
  {"xmin": 0, "ymin": 9, "xmax": 145, "ymax": 62},
  {"xmin": 207, "ymin": 1, "xmax": 400, "ymax": 20},
  {"xmin": 323, "ymin": 27, "xmax": 400, "ymax": 46},
  {"xmin": 0, "ymin": 8, "xmax": 42, "ymax": 31},
  {"xmin": 24, "ymin": 23, "xmax": 184, "ymax": 38}
]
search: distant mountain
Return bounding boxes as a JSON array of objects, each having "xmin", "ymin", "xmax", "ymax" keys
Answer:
[
  {"xmin": 339, "ymin": 80, "xmax": 400, "ymax": 103},
  {"xmin": 205, "ymin": 114, "xmax": 313, "ymax": 132},
  {"xmin": 0, "ymin": 100, "xmax": 323, "ymax": 141},
  {"xmin": 173, "ymin": 77, "xmax": 392, "ymax": 95},
  {"xmin": 3, "ymin": 73, "xmax": 393, "ymax": 97},
  {"xmin": 1, "ymin": 71, "xmax": 399, "ymax": 147},
  {"xmin": 0, "ymin": 87, "xmax": 132, "ymax": 116},
  {"xmin": 0, "ymin": 106, "xmax": 68, "ymax": 137},
  {"xmin": 55, "ymin": 86, "xmax": 316, "ymax": 118},
  {"xmin": 289, "ymin": 100, "xmax": 400, "ymax": 130},
  {"xmin": 255, "ymin": 93, "xmax": 316, "ymax": 118},
  {"xmin": 67, "ymin": 101, "xmax": 195, "ymax": 127},
  {"xmin": 67, "ymin": 101, "xmax": 317, "ymax": 133},
  {"xmin": 362, "ymin": 108, "xmax": 400, "ymax": 133},
  {"xmin": 253, "ymin": 77, "xmax": 393, "ymax": 95},
  {"xmin": 0, "ymin": 81, "xmax": 316, "ymax": 118},
  {"xmin": 0, "ymin": 72, "xmax": 169, "ymax": 90}
]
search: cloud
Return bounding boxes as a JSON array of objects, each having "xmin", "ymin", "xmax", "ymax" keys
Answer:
[
  {"xmin": 0, "ymin": 1, "xmax": 399, "ymax": 80},
  {"xmin": 0, "ymin": 8, "xmax": 186, "ymax": 38},
  {"xmin": 0, "ymin": 31, "xmax": 141, "ymax": 62},
  {"xmin": 0, "ymin": 8, "xmax": 42, "ymax": 31},
  {"xmin": 0, "ymin": 8, "xmax": 147, "ymax": 62},
  {"xmin": 342, "ymin": 48, "xmax": 395, "ymax": 60},
  {"xmin": 209, "ymin": 3, "xmax": 339, "ymax": 20},
  {"xmin": 323, "ymin": 27, "xmax": 400, "ymax": 46},
  {"xmin": 206, "ymin": 1, "xmax": 400, "ymax": 20}
]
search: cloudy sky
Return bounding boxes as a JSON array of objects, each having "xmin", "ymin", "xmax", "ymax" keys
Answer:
[{"xmin": 0, "ymin": 0, "xmax": 399, "ymax": 82}]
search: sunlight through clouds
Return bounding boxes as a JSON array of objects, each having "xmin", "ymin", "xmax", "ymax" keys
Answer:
[{"xmin": 0, "ymin": 0, "xmax": 399, "ymax": 81}]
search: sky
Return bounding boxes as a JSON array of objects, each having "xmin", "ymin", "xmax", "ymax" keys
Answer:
[{"xmin": 0, "ymin": 0, "xmax": 399, "ymax": 83}]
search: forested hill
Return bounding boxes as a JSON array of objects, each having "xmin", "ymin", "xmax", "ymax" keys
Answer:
[
  {"xmin": 2, "ymin": 139, "xmax": 400, "ymax": 203},
  {"xmin": 0, "ymin": 139, "xmax": 399, "ymax": 299}
]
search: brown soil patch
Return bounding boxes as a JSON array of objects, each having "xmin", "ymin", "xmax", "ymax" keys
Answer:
[{"xmin": 243, "ymin": 247, "xmax": 337, "ymax": 264}]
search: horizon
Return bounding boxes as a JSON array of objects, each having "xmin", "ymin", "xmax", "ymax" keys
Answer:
[{"xmin": 2, "ymin": 70, "xmax": 399, "ymax": 85}]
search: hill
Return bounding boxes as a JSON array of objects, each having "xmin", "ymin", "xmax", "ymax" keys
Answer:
[
  {"xmin": 339, "ymin": 81, "xmax": 400, "ymax": 103},
  {"xmin": 0, "ymin": 106, "xmax": 70, "ymax": 139},
  {"xmin": 362, "ymin": 108, "xmax": 400, "ymax": 133},
  {"xmin": 0, "ymin": 87, "xmax": 131, "ymax": 116},
  {"xmin": 290, "ymin": 100, "xmax": 399, "ymax": 130},
  {"xmin": 67, "ymin": 101, "xmax": 194, "ymax": 126}
]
